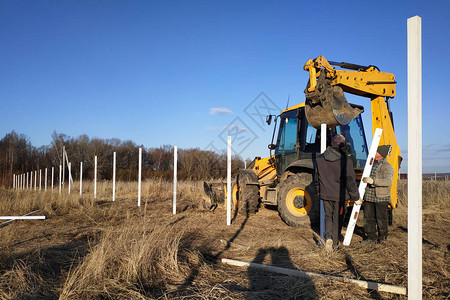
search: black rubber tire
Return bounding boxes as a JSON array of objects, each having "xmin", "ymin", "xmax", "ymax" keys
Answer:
[
  {"xmin": 277, "ymin": 173, "xmax": 319, "ymax": 227},
  {"xmin": 235, "ymin": 173, "xmax": 259, "ymax": 215}
]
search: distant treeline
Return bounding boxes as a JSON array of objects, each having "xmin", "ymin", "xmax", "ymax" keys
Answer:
[{"xmin": 0, "ymin": 131, "xmax": 248, "ymax": 186}]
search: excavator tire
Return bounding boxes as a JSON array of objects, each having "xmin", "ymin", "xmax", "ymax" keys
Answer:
[
  {"xmin": 277, "ymin": 173, "xmax": 319, "ymax": 227},
  {"xmin": 234, "ymin": 173, "xmax": 259, "ymax": 215}
]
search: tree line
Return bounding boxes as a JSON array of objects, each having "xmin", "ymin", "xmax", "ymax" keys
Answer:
[{"xmin": 0, "ymin": 131, "xmax": 248, "ymax": 186}]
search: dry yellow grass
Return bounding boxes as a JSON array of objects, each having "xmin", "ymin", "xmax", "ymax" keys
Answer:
[{"xmin": 0, "ymin": 179, "xmax": 448, "ymax": 299}]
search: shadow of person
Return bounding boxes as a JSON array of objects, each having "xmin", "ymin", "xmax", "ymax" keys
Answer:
[{"xmin": 247, "ymin": 247, "xmax": 317, "ymax": 299}]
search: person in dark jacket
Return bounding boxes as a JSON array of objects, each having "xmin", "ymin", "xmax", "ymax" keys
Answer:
[
  {"xmin": 316, "ymin": 134, "xmax": 361, "ymax": 251},
  {"xmin": 360, "ymin": 145, "xmax": 394, "ymax": 244}
]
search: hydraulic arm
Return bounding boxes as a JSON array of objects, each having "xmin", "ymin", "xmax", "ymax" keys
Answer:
[{"xmin": 303, "ymin": 55, "xmax": 402, "ymax": 208}]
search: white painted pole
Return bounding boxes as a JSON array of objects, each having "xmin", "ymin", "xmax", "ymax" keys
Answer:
[
  {"xmin": 30, "ymin": 172, "xmax": 32, "ymax": 190},
  {"xmin": 13, "ymin": 174, "xmax": 15, "ymax": 190},
  {"xmin": 173, "ymin": 146, "xmax": 177, "ymax": 214},
  {"xmin": 320, "ymin": 123, "xmax": 326, "ymax": 242},
  {"xmin": 80, "ymin": 162, "xmax": 83, "ymax": 197},
  {"xmin": 62, "ymin": 146, "xmax": 65, "ymax": 188},
  {"xmin": 26, "ymin": 172, "xmax": 29, "ymax": 190},
  {"xmin": 59, "ymin": 165, "xmax": 62, "ymax": 194},
  {"xmin": 0, "ymin": 216, "xmax": 46, "ymax": 220},
  {"xmin": 138, "ymin": 148, "xmax": 142, "ymax": 207},
  {"xmin": 39, "ymin": 170, "xmax": 42, "ymax": 191},
  {"xmin": 45, "ymin": 168, "xmax": 47, "ymax": 191},
  {"xmin": 407, "ymin": 15, "xmax": 422, "ymax": 300},
  {"xmin": 52, "ymin": 167, "xmax": 54, "ymax": 191},
  {"xmin": 68, "ymin": 163, "xmax": 71, "ymax": 194},
  {"xmin": 227, "ymin": 136, "xmax": 232, "ymax": 226},
  {"xmin": 34, "ymin": 171, "xmax": 37, "ymax": 191},
  {"xmin": 112, "ymin": 152, "xmax": 116, "ymax": 202},
  {"xmin": 94, "ymin": 156, "xmax": 97, "ymax": 199},
  {"xmin": 244, "ymin": 161, "xmax": 247, "ymax": 169}
]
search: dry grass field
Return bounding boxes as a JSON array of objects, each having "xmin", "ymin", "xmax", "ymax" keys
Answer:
[{"xmin": 0, "ymin": 179, "xmax": 448, "ymax": 299}]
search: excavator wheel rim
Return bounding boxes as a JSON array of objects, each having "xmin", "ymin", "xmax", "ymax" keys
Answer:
[{"xmin": 285, "ymin": 187, "xmax": 312, "ymax": 216}]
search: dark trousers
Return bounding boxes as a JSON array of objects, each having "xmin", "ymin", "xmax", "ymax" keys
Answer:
[
  {"xmin": 323, "ymin": 200, "xmax": 342, "ymax": 246},
  {"xmin": 363, "ymin": 201, "xmax": 389, "ymax": 241}
]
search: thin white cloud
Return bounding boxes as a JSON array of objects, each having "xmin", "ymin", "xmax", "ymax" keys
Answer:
[{"xmin": 209, "ymin": 107, "xmax": 233, "ymax": 115}]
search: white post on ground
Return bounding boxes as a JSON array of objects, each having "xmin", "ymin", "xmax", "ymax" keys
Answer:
[
  {"xmin": 13, "ymin": 174, "xmax": 15, "ymax": 190},
  {"xmin": 80, "ymin": 162, "xmax": 83, "ymax": 197},
  {"xmin": 45, "ymin": 168, "xmax": 47, "ymax": 191},
  {"xmin": 244, "ymin": 161, "xmax": 247, "ymax": 169},
  {"xmin": 34, "ymin": 171, "xmax": 37, "ymax": 191},
  {"xmin": 94, "ymin": 156, "xmax": 97, "ymax": 199},
  {"xmin": 173, "ymin": 146, "xmax": 177, "ymax": 214},
  {"xmin": 320, "ymin": 123, "xmax": 326, "ymax": 242},
  {"xmin": 68, "ymin": 163, "xmax": 71, "ymax": 194},
  {"xmin": 227, "ymin": 136, "xmax": 232, "ymax": 226},
  {"xmin": 59, "ymin": 165, "xmax": 62, "ymax": 194},
  {"xmin": 52, "ymin": 167, "xmax": 54, "ymax": 191},
  {"xmin": 112, "ymin": 152, "xmax": 116, "ymax": 202},
  {"xmin": 407, "ymin": 15, "xmax": 422, "ymax": 300},
  {"xmin": 39, "ymin": 170, "xmax": 42, "ymax": 191},
  {"xmin": 30, "ymin": 172, "xmax": 33, "ymax": 190},
  {"xmin": 138, "ymin": 147, "xmax": 142, "ymax": 207},
  {"xmin": 26, "ymin": 172, "xmax": 29, "ymax": 190}
]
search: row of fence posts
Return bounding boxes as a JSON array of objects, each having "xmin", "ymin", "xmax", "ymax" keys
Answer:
[{"xmin": 10, "ymin": 137, "xmax": 234, "ymax": 222}]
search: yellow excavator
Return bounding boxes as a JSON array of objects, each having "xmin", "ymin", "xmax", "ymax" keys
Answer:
[{"xmin": 204, "ymin": 55, "xmax": 401, "ymax": 227}]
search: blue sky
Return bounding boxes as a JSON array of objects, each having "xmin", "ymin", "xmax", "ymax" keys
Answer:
[{"xmin": 1, "ymin": 1, "xmax": 449, "ymax": 172}]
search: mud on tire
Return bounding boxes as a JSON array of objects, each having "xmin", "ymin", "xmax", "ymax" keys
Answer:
[{"xmin": 235, "ymin": 173, "xmax": 259, "ymax": 215}]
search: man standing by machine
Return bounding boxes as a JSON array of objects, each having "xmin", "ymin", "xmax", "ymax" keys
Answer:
[
  {"xmin": 361, "ymin": 145, "xmax": 394, "ymax": 244},
  {"xmin": 316, "ymin": 134, "xmax": 361, "ymax": 251}
]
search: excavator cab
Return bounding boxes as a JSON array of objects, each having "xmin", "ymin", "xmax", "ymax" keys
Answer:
[{"xmin": 273, "ymin": 103, "xmax": 368, "ymax": 177}]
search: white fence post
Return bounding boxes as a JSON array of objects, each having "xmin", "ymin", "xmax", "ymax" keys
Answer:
[
  {"xmin": 407, "ymin": 15, "xmax": 422, "ymax": 300},
  {"xmin": 94, "ymin": 156, "xmax": 97, "ymax": 199},
  {"xmin": 30, "ymin": 172, "xmax": 33, "ymax": 190},
  {"xmin": 68, "ymin": 163, "xmax": 71, "ymax": 194},
  {"xmin": 173, "ymin": 146, "xmax": 177, "ymax": 214},
  {"xmin": 138, "ymin": 147, "xmax": 142, "ymax": 207},
  {"xmin": 227, "ymin": 136, "xmax": 232, "ymax": 226},
  {"xmin": 113, "ymin": 152, "xmax": 116, "ymax": 202},
  {"xmin": 39, "ymin": 170, "xmax": 42, "ymax": 191},
  {"xmin": 80, "ymin": 162, "xmax": 83, "ymax": 197},
  {"xmin": 59, "ymin": 165, "xmax": 62, "ymax": 194},
  {"xmin": 52, "ymin": 167, "xmax": 54, "ymax": 191},
  {"xmin": 13, "ymin": 174, "xmax": 15, "ymax": 190},
  {"xmin": 34, "ymin": 171, "xmax": 37, "ymax": 191},
  {"xmin": 320, "ymin": 123, "xmax": 326, "ymax": 242},
  {"xmin": 45, "ymin": 168, "xmax": 47, "ymax": 191},
  {"xmin": 26, "ymin": 172, "xmax": 29, "ymax": 190}
]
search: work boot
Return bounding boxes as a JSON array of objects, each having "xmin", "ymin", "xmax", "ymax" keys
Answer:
[
  {"xmin": 325, "ymin": 239, "xmax": 333, "ymax": 252},
  {"xmin": 360, "ymin": 239, "xmax": 377, "ymax": 245}
]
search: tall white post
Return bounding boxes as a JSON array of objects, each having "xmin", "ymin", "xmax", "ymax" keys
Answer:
[
  {"xmin": 45, "ymin": 168, "xmax": 47, "ymax": 191},
  {"xmin": 39, "ymin": 169, "xmax": 42, "ymax": 191},
  {"xmin": 30, "ymin": 172, "xmax": 33, "ymax": 190},
  {"xmin": 227, "ymin": 136, "xmax": 232, "ymax": 226},
  {"xmin": 113, "ymin": 152, "xmax": 116, "ymax": 202},
  {"xmin": 26, "ymin": 172, "xmax": 29, "ymax": 190},
  {"xmin": 173, "ymin": 146, "xmax": 177, "ymax": 214},
  {"xmin": 244, "ymin": 161, "xmax": 247, "ymax": 169},
  {"xmin": 138, "ymin": 148, "xmax": 142, "ymax": 207},
  {"xmin": 13, "ymin": 174, "xmax": 15, "ymax": 189},
  {"xmin": 59, "ymin": 165, "xmax": 62, "ymax": 194},
  {"xmin": 94, "ymin": 156, "xmax": 97, "ymax": 199},
  {"xmin": 68, "ymin": 163, "xmax": 71, "ymax": 194},
  {"xmin": 407, "ymin": 15, "xmax": 422, "ymax": 300},
  {"xmin": 320, "ymin": 123, "xmax": 327, "ymax": 242},
  {"xmin": 80, "ymin": 162, "xmax": 83, "ymax": 197},
  {"xmin": 34, "ymin": 171, "xmax": 37, "ymax": 191},
  {"xmin": 52, "ymin": 167, "xmax": 54, "ymax": 191}
]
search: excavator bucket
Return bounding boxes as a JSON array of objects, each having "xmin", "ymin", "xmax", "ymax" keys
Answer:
[{"xmin": 304, "ymin": 72, "xmax": 362, "ymax": 128}]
